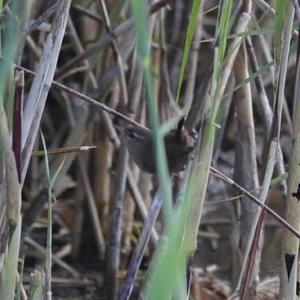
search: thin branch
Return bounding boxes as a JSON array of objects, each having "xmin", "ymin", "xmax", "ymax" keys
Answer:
[
  {"xmin": 26, "ymin": 0, "xmax": 60, "ymax": 34},
  {"xmin": 210, "ymin": 167, "xmax": 300, "ymax": 240},
  {"xmin": 31, "ymin": 145, "xmax": 96, "ymax": 157},
  {"xmin": 15, "ymin": 64, "xmax": 148, "ymax": 131},
  {"xmin": 21, "ymin": 0, "xmax": 72, "ymax": 185},
  {"xmin": 119, "ymin": 193, "xmax": 162, "ymax": 300},
  {"xmin": 55, "ymin": 0, "xmax": 169, "ymax": 78}
]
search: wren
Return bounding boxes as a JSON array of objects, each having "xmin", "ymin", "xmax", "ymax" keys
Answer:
[{"xmin": 122, "ymin": 118, "xmax": 195, "ymax": 174}]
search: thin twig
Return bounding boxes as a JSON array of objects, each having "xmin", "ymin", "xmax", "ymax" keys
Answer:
[
  {"xmin": 31, "ymin": 145, "xmax": 96, "ymax": 157},
  {"xmin": 26, "ymin": 0, "xmax": 60, "ymax": 34},
  {"xmin": 55, "ymin": 0, "xmax": 169, "ymax": 78},
  {"xmin": 239, "ymin": 4, "xmax": 295, "ymax": 298},
  {"xmin": 210, "ymin": 167, "xmax": 300, "ymax": 240},
  {"xmin": 246, "ymin": 36, "xmax": 287, "ymax": 195},
  {"xmin": 106, "ymin": 148, "xmax": 129, "ymax": 300},
  {"xmin": 78, "ymin": 156, "xmax": 106, "ymax": 258},
  {"xmin": 15, "ymin": 64, "xmax": 148, "ymax": 131},
  {"xmin": 127, "ymin": 169, "xmax": 159, "ymax": 243},
  {"xmin": 25, "ymin": 237, "xmax": 80, "ymax": 278},
  {"xmin": 119, "ymin": 193, "xmax": 162, "ymax": 300},
  {"xmin": 71, "ymin": 4, "xmax": 104, "ymax": 23},
  {"xmin": 21, "ymin": 0, "xmax": 72, "ymax": 185}
]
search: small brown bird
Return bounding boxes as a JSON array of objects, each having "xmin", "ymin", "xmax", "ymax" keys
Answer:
[{"xmin": 122, "ymin": 118, "xmax": 195, "ymax": 174}]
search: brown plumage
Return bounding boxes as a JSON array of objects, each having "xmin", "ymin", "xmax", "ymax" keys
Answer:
[{"xmin": 122, "ymin": 118, "xmax": 195, "ymax": 174}]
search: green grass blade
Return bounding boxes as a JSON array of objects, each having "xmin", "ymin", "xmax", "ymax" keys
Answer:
[
  {"xmin": 274, "ymin": 0, "xmax": 289, "ymax": 65},
  {"xmin": 216, "ymin": 0, "xmax": 233, "ymax": 80},
  {"xmin": 0, "ymin": 218, "xmax": 22, "ymax": 300},
  {"xmin": 175, "ymin": 0, "xmax": 202, "ymax": 104},
  {"xmin": 131, "ymin": 0, "xmax": 173, "ymax": 219},
  {"xmin": 40, "ymin": 131, "xmax": 50, "ymax": 183},
  {"xmin": 50, "ymin": 159, "xmax": 65, "ymax": 188}
]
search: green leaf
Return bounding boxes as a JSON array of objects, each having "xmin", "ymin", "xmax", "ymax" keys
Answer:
[
  {"xmin": 131, "ymin": 0, "xmax": 173, "ymax": 219},
  {"xmin": 50, "ymin": 159, "xmax": 65, "ymax": 188},
  {"xmin": 40, "ymin": 131, "xmax": 50, "ymax": 184},
  {"xmin": 274, "ymin": 0, "xmax": 289, "ymax": 65},
  {"xmin": 217, "ymin": 0, "xmax": 233, "ymax": 80},
  {"xmin": 175, "ymin": 0, "xmax": 202, "ymax": 104},
  {"xmin": 130, "ymin": 0, "xmax": 149, "ymax": 60},
  {"xmin": 224, "ymin": 61, "xmax": 274, "ymax": 98}
]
